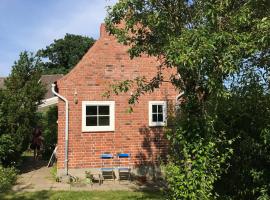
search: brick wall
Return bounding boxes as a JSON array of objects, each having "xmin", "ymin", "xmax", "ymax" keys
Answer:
[{"xmin": 56, "ymin": 24, "xmax": 178, "ymax": 171}]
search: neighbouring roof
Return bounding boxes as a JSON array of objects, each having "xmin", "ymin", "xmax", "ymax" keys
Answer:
[
  {"xmin": 40, "ymin": 74, "xmax": 64, "ymax": 99},
  {"xmin": 0, "ymin": 74, "xmax": 63, "ymax": 99}
]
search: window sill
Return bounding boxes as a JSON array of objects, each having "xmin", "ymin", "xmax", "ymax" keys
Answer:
[
  {"xmin": 82, "ymin": 128, "xmax": 115, "ymax": 132},
  {"xmin": 149, "ymin": 123, "xmax": 166, "ymax": 127},
  {"xmin": 82, "ymin": 126, "xmax": 115, "ymax": 132}
]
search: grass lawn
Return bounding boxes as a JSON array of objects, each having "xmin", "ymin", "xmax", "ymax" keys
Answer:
[{"xmin": 0, "ymin": 190, "xmax": 165, "ymax": 200}]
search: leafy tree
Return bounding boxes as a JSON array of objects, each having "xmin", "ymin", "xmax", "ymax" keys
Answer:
[
  {"xmin": 214, "ymin": 68, "xmax": 270, "ymax": 199},
  {"xmin": 106, "ymin": 0, "xmax": 270, "ymax": 199},
  {"xmin": 0, "ymin": 51, "xmax": 45, "ymax": 165},
  {"xmin": 38, "ymin": 34, "xmax": 95, "ymax": 74}
]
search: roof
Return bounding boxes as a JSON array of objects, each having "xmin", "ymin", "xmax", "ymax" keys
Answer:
[
  {"xmin": 40, "ymin": 74, "xmax": 64, "ymax": 99},
  {"xmin": 0, "ymin": 74, "xmax": 63, "ymax": 99}
]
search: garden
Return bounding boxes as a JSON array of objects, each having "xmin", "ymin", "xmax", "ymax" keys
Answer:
[{"xmin": 0, "ymin": 0, "xmax": 270, "ymax": 199}]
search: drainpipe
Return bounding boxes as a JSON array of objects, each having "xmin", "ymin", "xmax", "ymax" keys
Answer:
[
  {"xmin": 175, "ymin": 91, "xmax": 185, "ymax": 109},
  {"xmin": 52, "ymin": 84, "xmax": 69, "ymax": 176},
  {"xmin": 176, "ymin": 91, "xmax": 185, "ymax": 102}
]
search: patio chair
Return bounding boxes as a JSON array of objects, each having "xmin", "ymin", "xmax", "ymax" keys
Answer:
[
  {"xmin": 117, "ymin": 153, "xmax": 131, "ymax": 181},
  {"xmin": 100, "ymin": 153, "xmax": 115, "ymax": 183}
]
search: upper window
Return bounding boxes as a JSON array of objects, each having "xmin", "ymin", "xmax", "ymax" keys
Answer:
[
  {"xmin": 82, "ymin": 101, "xmax": 115, "ymax": 132},
  {"xmin": 149, "ymin": 101, "xmax": 167, "ymax": 127}
]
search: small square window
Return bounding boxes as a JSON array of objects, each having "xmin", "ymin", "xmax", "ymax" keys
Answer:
[{"xmin": 149, "ymin": 101, "xmax": 167, "ymax": 126}]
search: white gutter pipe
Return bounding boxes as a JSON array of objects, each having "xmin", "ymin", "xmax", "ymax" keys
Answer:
[
  {"xmin": 52, "ymin": 84, "xmax": 69, "ymax": 175},
  {"xmin": 176, "ymin": 91, "xmax": 185, "ymax": 102}
]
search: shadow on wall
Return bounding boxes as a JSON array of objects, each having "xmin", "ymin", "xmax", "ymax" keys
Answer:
[{"xmin": 134, "ymin": 99, "xmax": 176, "ymax": 180}]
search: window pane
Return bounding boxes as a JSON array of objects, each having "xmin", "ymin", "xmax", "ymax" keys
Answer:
[
  {"xmin": 158, "ymin": 114, "xmax": 163, "ymax": 122},
  {"xmin": 152, "ymin": 105, "xmax": 157, "ymax": 113},
  {"xmin": 99, "ymin": 116, "xmax": 110, "ymax": 126},
  {"xmin": 152, "ymin": 114, "xmax": 158, "ymax": 122},
  {"xmin": 158, "ymin": 105, "xmax": 163, "ymax": 113},
  {"xmin": 86, "ymin": 106, "xmax": 97, "ymax": 115},
  {"xmin": 86, "ymin": 116, "xmax": 97, "ymax": 126},
  {"xmin": 99, "ymin": 106, "xmax": 109, "ymax": 115}
]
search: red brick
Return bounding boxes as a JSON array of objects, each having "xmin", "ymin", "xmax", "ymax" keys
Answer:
[{"xmin": 56, "ymin": 24, "xmax": 177, "ymax": 170}]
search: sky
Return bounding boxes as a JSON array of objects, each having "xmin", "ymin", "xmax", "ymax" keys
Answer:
[{"xmin": 0, "ymin": 0, "xmax": 117, "ymax": 77}]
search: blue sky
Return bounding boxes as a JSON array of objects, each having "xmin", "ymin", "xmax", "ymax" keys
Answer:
[{"xmin": 0, "ymin": 0, "xmax": 117, "ymax": 77}]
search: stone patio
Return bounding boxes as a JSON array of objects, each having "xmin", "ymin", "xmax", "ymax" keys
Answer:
[{"xmin": 12, "ymin": 158, "xmax": 160, "ymax": 192}]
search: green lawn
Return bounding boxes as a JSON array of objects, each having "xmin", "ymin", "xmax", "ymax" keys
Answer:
[{"xmin": 0, "ymin": 190, "xmax": 165, "ymax": 200}]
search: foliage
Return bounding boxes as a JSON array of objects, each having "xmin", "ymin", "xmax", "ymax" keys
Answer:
[
  {"xmin": 85, "ymin": 171, "xmax": 94, "ymax": 185},
  {"xmin": 38, "ymin": 34, "xmax": 95, "ymax": 74},
  {"xmin": 0, "ymin": 51, "xmax": 45, "ymax": 166},
  {"xmin": 106, "ymin": 0, "xmax": 270, "ymax": 199},
  {"xmin": 165, "ymin": 106, "xmax": 233, "ymax": 199},
  {"xmin": 165, "ymin": 137, "xmax": 231, "ymax": 199},
  {"xmin": 50, "ymin": 164, "xmax": 57, "ymax": 180},
  {"xmin": 0, "ymin": 165, "xmax": 17, "ymax": 192},
  {"xmin": 214, "ymin": 69, "xmax": 270, "ymax": 199},
  {"xmin": 40, "ymin": 106, "xmax": 58, "ymax": 159},
  {"xmin": 0, "ymin": 135, "xmax": 17, "ymax": 165}
]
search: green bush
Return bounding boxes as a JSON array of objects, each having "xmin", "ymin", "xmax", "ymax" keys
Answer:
[
  {"xmin": 165, "ymin": 127, "xmax": 232, "ymax": 200},
  {"xmin": 41, "ymin": 106, "xmax": 58, "ymax": 160},
  {"xmin": 0, "ymin": 134, "xmax": 17, "ymax": 166},
  {"xmin": 0, "ymin": 165, "xmax": 17, "ymax": 192}
]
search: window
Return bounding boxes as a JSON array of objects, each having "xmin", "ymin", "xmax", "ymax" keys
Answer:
[
  {"xmin": 82, "ymin": 101, "xmax": 115, "ymax": 132},
  {"xmin": 149, "ymin": 101, "xmax": 167, "ymax": 126}
]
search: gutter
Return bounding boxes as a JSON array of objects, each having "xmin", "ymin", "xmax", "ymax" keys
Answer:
[{"xmin": 52, "ymin": 83, "xmax": 69, "ymax": 175}]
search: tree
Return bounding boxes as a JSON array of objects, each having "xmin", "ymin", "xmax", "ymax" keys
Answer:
[
  {"xmin": 106, "ymin": 0, "xmax": 270, "ymax": 199},
  {"xmin": 214, "ymin": 68, "xmax": 270, "ymax": 199},
  {"xmin": 38, "ymin": 34, "xmax": 95, "ymax": 74},
  {"xmin": 40, "ymin": 106, "xmax": 58, "ymax": 159},
  {"xmin": 0, "ymin": 51, "xmax": 45, "ymax": 165}
]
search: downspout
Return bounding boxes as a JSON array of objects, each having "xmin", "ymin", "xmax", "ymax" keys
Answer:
[
  {"xmin": 175, "ymin": 91, "xmax": 185, "ymax": 109},
  {"xmin": 176, "ymin": 91, "xmax": 185, "ymax": 102},
  {"xmin": 52, "ymin": 83, "xmax": 69, "ymax": 176}
]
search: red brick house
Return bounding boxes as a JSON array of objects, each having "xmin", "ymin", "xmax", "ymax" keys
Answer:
[{"xmin": 53, "ymin": 24, "xmax": 178, "ymax": 178}]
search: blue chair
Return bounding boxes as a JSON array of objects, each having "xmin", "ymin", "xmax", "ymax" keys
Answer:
[
  {"xmin": 100, "ymin": 153, "xmax": 115, "ymax": 183},
  {"xmin": 117, "ymin": 153, "xmax": 131, "ymax": 181}
]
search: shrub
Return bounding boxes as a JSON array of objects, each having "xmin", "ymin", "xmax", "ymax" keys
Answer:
[
  {"xmin": 41, "ymin": 106, "xmax": 58, "ymax": 160},
  {"xmin": 0, "ymin": 165, "xmax": 17, "ymax": 192},
  {"xmin": 0, "ymin": 134, "xmax": 17, "ymax": 166},
  {"xmin": 165, "ymin": 128, "xmax": 232, "ymax": 200}
]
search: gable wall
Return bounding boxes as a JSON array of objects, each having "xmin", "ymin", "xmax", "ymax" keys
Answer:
[{"xmin": 56, "ymin": 24, "xmax": 178, "ymax": 172}]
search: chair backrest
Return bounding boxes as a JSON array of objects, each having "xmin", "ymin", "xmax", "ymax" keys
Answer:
[
  {"xmin": 117, "ymin": 153, "xmax": 130, "ymax": 158},
  {"xmin": 101, "ymin": 153, "xmax": 113, "ymax": 159},
  {"xmin": 117, "ymin": 153, "xmax": 131, "ymax": 167},
  {"xmin": 100, "ymin": 153, "xmax": 114, "ymax": 168}
]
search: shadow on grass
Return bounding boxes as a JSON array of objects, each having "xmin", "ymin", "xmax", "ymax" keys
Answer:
[
  {"xmin": 0, "ymin": 190, "xmax": 50, "ymax": 200},
  {"xmin": 0, "ymin": 190, "xmax": 165, "ymax": 200}
]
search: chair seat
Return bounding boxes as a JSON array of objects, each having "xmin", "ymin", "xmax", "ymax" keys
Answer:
[
  {"xmin": 101, "ymin": 168, "xmax": 114, "ymax": 171},
  {"xmin": 118, "ymin": 167, "xmax": 130, "ymax": 171}
]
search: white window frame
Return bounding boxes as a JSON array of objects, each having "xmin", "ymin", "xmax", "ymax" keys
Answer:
[
  {"xmin": 148, "ymin": 101, "xmax": 167, "ymax": 127},
  {"xmin": 82, "ymin": 101, "xmax": 115, "ymax": 132}
]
